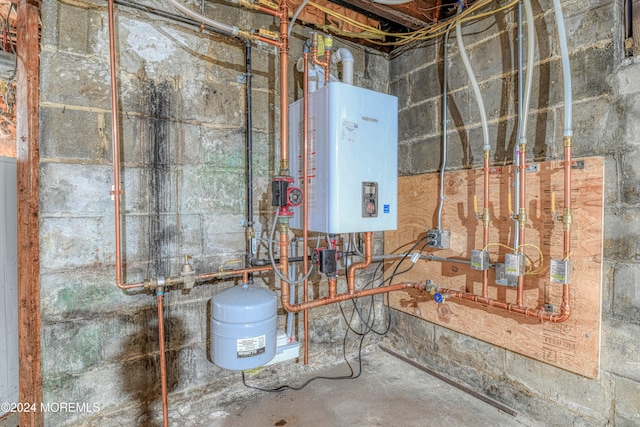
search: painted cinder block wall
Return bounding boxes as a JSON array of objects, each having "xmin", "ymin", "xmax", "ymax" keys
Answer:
[
  {"xmin": 39, "ymin": 0, "xmax": 390, "ymax": 425},
  {"xmin": 386, "ymin": 0, "xmax": 640, "ymax": 425}
]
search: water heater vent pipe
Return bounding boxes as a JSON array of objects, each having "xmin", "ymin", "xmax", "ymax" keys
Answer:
[{"xmin": 331, "ymin": 47, "xmax": 354, "ymax": 85}]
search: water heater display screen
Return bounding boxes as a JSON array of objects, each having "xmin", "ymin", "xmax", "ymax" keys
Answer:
[{"xmin": 362, "ymin": 182, "xmax": 378, "ymax": 218}]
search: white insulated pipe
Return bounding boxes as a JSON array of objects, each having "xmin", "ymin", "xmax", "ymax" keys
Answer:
[
  {"xmin": 456, "ymin": 18, "xmax": 490, "ymax": 151},
  {"xmin": 519, "ymin": 0, "xmax": 536, "ymax": 143},
  {"xmin": 552, "ymin": 0, "xmax": 573, "ymax": 136},
  {"xmin": 167, "ymin": 0, "xmax": 239, "ymax": 37},
  {"xmin": 331, "ymin": 47, "xmax": 354, "ymax": 85}
]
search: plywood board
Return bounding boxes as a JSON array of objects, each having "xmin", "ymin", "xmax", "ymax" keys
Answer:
[{"xmin": 385, "ymin": 157, "xmax": 603, "ymax": 378}]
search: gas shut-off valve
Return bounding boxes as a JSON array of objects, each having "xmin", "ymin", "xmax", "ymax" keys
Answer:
[{"xmin": 426, "ymin": 279, "xmax": 449, "ymax": 304}]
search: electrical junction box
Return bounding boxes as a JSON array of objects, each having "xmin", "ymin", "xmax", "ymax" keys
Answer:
[
  {"xmin": 550, "ymin": 259, "xmax": 572, "ymax": 284},
  {"xmin": 505, "ymin": 253, "xmax": 525, "ymax": 277},
  {"xmin": 289, "ymin": 82, "xmax": 398, "ymax": 234},
  {"xmin": 470, "ymin": 249, "xmax": 489, "ymax": 270}
]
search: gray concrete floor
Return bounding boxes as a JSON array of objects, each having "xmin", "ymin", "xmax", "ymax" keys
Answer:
[{"xmin": 210, "ymin": 348, "xmax": 524, "ymax": 427}]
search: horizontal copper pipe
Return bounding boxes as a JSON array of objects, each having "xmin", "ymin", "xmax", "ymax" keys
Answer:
[
  {"xmin": 196, "ymin": 265, "xmax": 274, "ymax": 282},
  {"xmin": 282, "ymin": 282, "xmax": 427, "ymax": 313},
  {"xmin": 436, "ymin": 285, "xmax": 571, "ymax": 323},
  {"xmin": 347, "ymin": 232, "xmax": 372, "ymax": 295}
]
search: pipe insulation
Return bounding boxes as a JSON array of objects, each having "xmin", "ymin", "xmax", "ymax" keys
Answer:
[
  {"xmin": 331, "ymin": 47, "xmax": 354, "ymax": 85},
  {"xmin": 167, "ymin": 0, "xmax": 239, "ymax": 36},
  {"xmin": 456, "ymin": 14, "xmax": 490, "ymax": 151},
  {"xmin": 552, "ymin": 0, "xmax": 573, "ymax": 136},
  {"xmin": 436, "ymin": 28, "xmax": 452, "ymax": 230},
  {"xmin": 519, "ymin": 0, "xmax": 536, "ymax": 142}
]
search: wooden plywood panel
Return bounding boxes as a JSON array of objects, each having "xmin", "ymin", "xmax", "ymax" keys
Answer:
[{"xmin": 385, "ymin": 157, "xmax": 603, "ymax": 378}]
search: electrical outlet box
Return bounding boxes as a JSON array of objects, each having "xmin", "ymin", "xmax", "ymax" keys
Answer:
[
  {"xmin": 505, "ymin": 253, "xmax": 525, "ymax": 277},
  {"xmin": 427, "ymin": 229, "xmax": 450, "ymax": 249},
  {"xmin": 495, "ymin": 263, "xmax": 517, "ymax": 287},
  {"xmin": 470, "ymin": 250, "xmax": 489, "ymax": 270},
  {"xmin": 550, "ymin": 259, "xmax": 572, "ymax": 284}
]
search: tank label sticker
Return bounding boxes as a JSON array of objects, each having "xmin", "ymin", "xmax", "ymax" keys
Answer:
[
  {"xmin": 236, "ymin": 335, "xmax": 266, "ymax": 358},
  {"xmin": 341, "ymin": 119, "xmax": 358, "ymax": 143}
]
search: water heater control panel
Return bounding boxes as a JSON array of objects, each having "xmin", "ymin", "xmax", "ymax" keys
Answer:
[{"xmin": 362, "ymin": 182, "xmax": 378, "ymax": 218}]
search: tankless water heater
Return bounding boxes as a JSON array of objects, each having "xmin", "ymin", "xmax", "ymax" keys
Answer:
[{"xmin": 289, "ymin": 82, "xmax": 398, "ymax": 234}]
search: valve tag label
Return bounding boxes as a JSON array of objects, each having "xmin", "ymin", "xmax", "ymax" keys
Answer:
[{"xmin": 237, "ymin": 335, "xmax": 266, "ymax": 358}]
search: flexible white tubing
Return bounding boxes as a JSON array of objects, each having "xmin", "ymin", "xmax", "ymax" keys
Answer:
[
  {"xmin": 519, "ymin": 0, "xmax": 535, "ymax": 142},
  {"xmin": 289, "ymin": 0, "xmax": 311, "ymax": 37},
  {"xmin": 331, "ymin": 48, "xmax": 354, "ymax": 85},
  {"xmin": 552, "ymin": 0, "xmax": 573, "ymax": 136},
  {"xmin": 167, "ymin": 0, "xmax": 239, "ymax": 36},
  {"xmin": 456, "ymin": 19, "xmax": 490, "ymax": 151}
]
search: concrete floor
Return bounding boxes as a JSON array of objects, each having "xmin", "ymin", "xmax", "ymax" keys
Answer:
[
  {"xmin": 0, "ymin": 347, "xmax": 524, "ymax": 427},
  {"xmin": 209, "ymin": 347, "xmax": 524, "ymax": 427}
]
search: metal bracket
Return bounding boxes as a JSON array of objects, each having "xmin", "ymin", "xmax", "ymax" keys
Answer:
[
  {"xmin": 572, "ymin": 160, "xmax": 585, "ymax": 170},
  {"xmin": 526, "ymin": 163, "xmax": 539, "ymax": 173},
  {"xmin": 544, "ymin": 303, "xmax": 554, "ymax": 313},
  {"xmin": 237, "ymin": 74, "xmax": 247, "ymax": 84}
]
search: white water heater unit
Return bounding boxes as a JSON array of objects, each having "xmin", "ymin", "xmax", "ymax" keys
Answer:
[{"xmin": 289, "ymin": 82, "xmax": 398, "ymax": 233}]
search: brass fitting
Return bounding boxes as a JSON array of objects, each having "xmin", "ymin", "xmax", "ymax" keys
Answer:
[
  {"xmin": 238, "ymin": 0, "xmax": 260, "ymax": 10},
  {"xmin": 483, "ymin": 150, "xmax": 490, "ymax": 159},
  {"xmin": 563, "ymin": 135, "xmax": 573, "ymax": 147},
  {"xmin": 279, "ymin": 159, "xmax": 289, "ymax": 175},
  {"xmin": 483, "ymin": 208, "xmax": 491, "ymax": 227},
  {"xmin": 562, "ymin": 208, "xmax": 573, "ymax": 231},
  {"xmin": 238, "ymin": 29, "xmax": 259, "ymax": 41},
  {"xmin": 518, "ymin": 208, "xmax": 527, "ymax": 229}
]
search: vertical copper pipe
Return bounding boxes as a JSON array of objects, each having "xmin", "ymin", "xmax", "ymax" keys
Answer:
[
  {"xmin": 347, "ymin": 232, "xmax": 372, "ymax": 295},
  {"xmin": 328, "ymin": 277, "xmax": 337, "ymax": 298},
  {"xmin": 516, "ymin": 144, "xmax": 527, "ymax": 306},
  {"xmin": 302, "ymin": 51, "xmax": 310, "ymax": 365},
  {"xmin": 278, "ymin": 0, "xmax": 289, "ymax": 174},
  {"xmin": 157, "ymin": 291, "xmax": 169, "ymax": 427},
  {"xmin": 563, "ymin": 142, "xmax": 572, "ymax": 257},
  {"xmin": 107, "ymin": 0, "xmax": 145, "ymax": 290},
  {"xmin": 481, "ymin": 152, "xmax": 490, "ymax": 298}
]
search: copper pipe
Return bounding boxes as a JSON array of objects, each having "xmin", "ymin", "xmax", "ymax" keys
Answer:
[
  {"xmin": 328, "ymin": 277, "xmax": 337, "ymax": 298},
  {"xmin": 196, "ymin": 265, "xmax": 273, "ymax": 281},
  {"xmin": 107, "ymin": 0, "xmax": 146, "ymax": 291},
  {"xmin": 259, "ymin": 4, "xmax": 278, "ymax": 16},
  {"xmin": 302, "ymin": 51, "xmax": 310, "ymax": 365},
  {"xmin": 563, "ymin": 141, "xmax": 572, "ymax": 257},
  {"xmin": 516, "ymin": 143, "xmax": 527, "ymax": 306},
  {"xmin": 278, "ymin": 0, "xmax": 290, "ymax": 174},
  {"xmin": 311, "ymin": 44, "xmax": 331, "ymax": 83},
  {"xmin": 481, "ymin": 152, "xmax": 490, "ymax": 298},
  {"xmin": 282, "ymin": 282, "xmax": 428, "ymax": 313},
  {"xmin": 436, "ymin": 285, "xmax": 570, "ymax": 322},
  {"xmin": 157, "ymin": 291, "xmax": 169, "ymax": 427},
  {"xmin": 258, "ymin": 35, "xmax": 281, "ymax": 47},
  {"xmin": 347, "ymin": 232, "xmax": 372, "ymax": 295}
]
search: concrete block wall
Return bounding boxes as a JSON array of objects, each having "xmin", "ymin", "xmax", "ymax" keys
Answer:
[
  {"xmin": 39, "ymin": 1, "xmax": 390, "ymax": 425},
  {"xmin": 386, "ymin": 0, "xmax": 640, "ymax": 425}
]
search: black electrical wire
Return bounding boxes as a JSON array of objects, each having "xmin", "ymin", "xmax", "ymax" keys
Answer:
[
  {"xmin": 242, "ymin": 234, "xmax": 433, "ymax": 392},
  {"xmin": 241, "ymin": 317, "xmax": 367, "ymax": 392}
]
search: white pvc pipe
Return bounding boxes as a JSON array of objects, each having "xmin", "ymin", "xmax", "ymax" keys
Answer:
[
  {"xmin": 331, "ymin": 47, "xmax": 354, "ymax": 85},
  {"xmin": 552, "ymin": 0, "xmax": 573, "ymax": 137},
  {"xmin": 456, "ymin": 20, "xmax": 490, "ymax": 151},
  {"xmin": 167, "ymin": 0, "xmax": 239, "ymax": 37}
]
